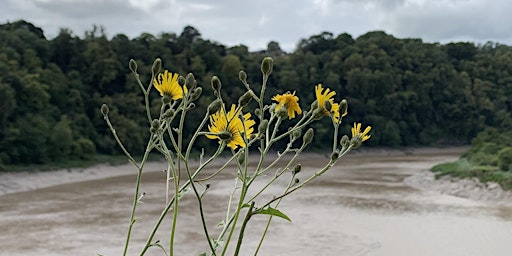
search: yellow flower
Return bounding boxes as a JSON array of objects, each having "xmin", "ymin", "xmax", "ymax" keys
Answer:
[
  {"xmin": 153, "ymin": 70, "xmax": 188, "ymax": 100},
  {"xmin": 272, "ymin": 91, "xmax": 302, "ymax": 119},
  {"xmin": 315, "ymin": 84, "xmax": 341, "ymax": 123},
  {"xmin": 206, "ymin": 104, "xmax": 256, "ymax": 150},
  {"xmin": 351, "ymin": 123, "xmax": 372, "ymax": 142}
]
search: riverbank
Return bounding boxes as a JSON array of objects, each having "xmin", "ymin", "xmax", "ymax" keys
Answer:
[
  {"xmin": 4, "ymin": 146, "xmax": 510, "ymax": 206},
  {"xmin": 2, "ymin": 146, "xmax": 511, "ymax": 256}
]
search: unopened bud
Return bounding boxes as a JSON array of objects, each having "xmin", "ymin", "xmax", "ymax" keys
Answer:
[
  {"xmin": 151, "ymin": 119, "xmax": 160, "ymax": 129},
  {"xmin": 178, "ymin": 75, "xmax": 186, "ymax": 87},
  {"xmin": 190, "ymin": 87, "xmax": 202, "ymax": 101},
  {"xmin": 185, "ymin": 73, "xmax": 197, "ymax": 90},
  {"xmin": 293, "ymin": 164, "xmax": 301, "ymax": 175},
  {"xmin": 261, "ymin": 57, "xmax": 273, "ymax": 76},
  {"xmin": 100, "ymin": 104, "xmax": 109, "ymax": 116},
  {"xmin": 211, "ymin": 76, "xmax": 221, "ymax": 93},
  {"xmin": 294, "ymin": 178, "xmax": 300, "ymax": 184},
  {"xmin": 292, "ymin": 128, "xmax": 302, "ymax": 140},
  {"xmin": 254, "ymin": 108, "xmax": 261, "ymax": 116},
  {"xmin": 340, "ymin": 99, "xmax": 348, "ymax": 117},
  {"xmin": 258, "ymin": 119, "xmax": 269, "ymax": 134},
  {"xmin": 239, "ymin": 70, "xmax": 247, "ymax": 82},
  {"xmin": 310, "ymin": 100, "xmax": 319, "ymax": 111},
  {"xmin": 208, "ymin": 99, "xmax": 222, "ymax": 115},
  {"xmin": 152, "ymin": 58, "xmax": 161, "ymax": 74},
  {"xmin": 340, "ymin": 135, "xmax": 350, "ymax": 148},
  {"xmin": 238, "ymin": 90, "xmax": 254, "ymax": 107},
  {"xmin": 163, "ymin": 109, "xmax": 175, "ymax": 119},
  {"xmin": 302, "ymin": 128, "xmax": 314, "ymax": 148},
  {"xmin": 129, "ymin": 59, "xmax": 137, "ymax": 73}
]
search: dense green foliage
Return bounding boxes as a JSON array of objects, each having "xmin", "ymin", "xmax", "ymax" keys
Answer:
[
  {"xmin": 432, "ymin": 128, "xmax": 512, "ymax": 190},
  {"xmin": 2, "ymin": 20, "xmax": 512, "ymax": 168}
]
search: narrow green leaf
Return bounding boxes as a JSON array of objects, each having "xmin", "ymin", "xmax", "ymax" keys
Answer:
[{"xmin": 255, "ymin": 207, "xmax": 291, "ymax": 222}]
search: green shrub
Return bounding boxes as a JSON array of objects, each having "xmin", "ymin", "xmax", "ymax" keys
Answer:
[{"xmin": 497, "ymin": 147, "xmax": 512, "ymax": 172}]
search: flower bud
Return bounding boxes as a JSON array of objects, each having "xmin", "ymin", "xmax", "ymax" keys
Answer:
[
  {"xmin": 190, "ymin": 87, "xmax": 202, "ymax": 101},
  {"xmin": 129, "ymin": 59, "xmax": 137, "ymax": 73},
  {"xmin": 258, "ymin": 119, "xmax": 269, "ymax": 134},
  {"xmin": 293, "ymin": 164, "xmax": 301, "ymax": 175},
  {"xmin": 340, "ymin": 135, "xmax": 350, "ymax": 148},
  {"xmin": 302, "ymin": 128, "xmax": 314, "ymax": 148},
  {"xmin": 211, "ymin": 76, "xmax": 221, "ymax": 93},
  {"xmin": 152, "ymin": 58, "xmax": 161, "ymax": 74},
  {"xmin": 310, "ymin": 100, "xmax": 318, "ymax": 111},
  {"xmin": 254, "ymin": 108, "xmax": 261, "ymax": 116},
  {"xmin": 185, "ymin": 73, "xmax": 197, "ymax": 90},
  {"xmin": 100, "ymin": 104, "xmax": 109, "ymax": 116},
  {"xmin": 340, "ymin": 99, "xmax": 348, "ymax": 117},
  {"xmin": 239, "ymin": 70, "xmax": 247, "ymax": 82},
  {"xmin": 207, "ymin": 99, "xmax": 222, "ymax": 115},
  {"xmin": 238, "ymin": 90, "xmax": 254, "ymax": 107},
  {"xmin": 294, "ymin": 178, "xmax": 300, "ymax": 184},
  {"xmin": 292, "ymin": 128, "xmax": 302, "ymax": 140},
  {"xmin": 163, "ymin": 109, "xmax": 175, "ymax": 119},
  {"xmin": 261, "ymin": 57, "xmax": 273, "ymax": 76},
  {"xmin": 173, "ymin": 76, "xmax": 183, "ymax": 88},
  {"xmin": 151, "ymin": 119, "xmax": 160, "ymax": 129}
]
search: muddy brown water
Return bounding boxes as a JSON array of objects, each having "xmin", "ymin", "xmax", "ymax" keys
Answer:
[{"xmin": 1, "ymin": 148, "xmax": 511, "ymax": 256}]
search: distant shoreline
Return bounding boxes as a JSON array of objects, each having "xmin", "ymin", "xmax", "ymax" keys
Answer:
[{"xmin": 2, "ymin": 146, "xmax": 491, "ymax": 200}]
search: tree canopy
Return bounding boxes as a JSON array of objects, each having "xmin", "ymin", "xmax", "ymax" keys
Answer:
[{"xmin": 1, "ymin": 20, "xmax": 512, "ymax": 167}]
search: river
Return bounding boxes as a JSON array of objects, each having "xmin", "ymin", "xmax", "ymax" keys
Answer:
[{"xmin": 1, "ymin": 147, "xmax": 511, "ymax": 256}]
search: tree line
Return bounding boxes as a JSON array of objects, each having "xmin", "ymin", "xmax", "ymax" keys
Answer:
[{"xmin": 1, "ymin": 20, "xmax": 511, "ymax": 167}]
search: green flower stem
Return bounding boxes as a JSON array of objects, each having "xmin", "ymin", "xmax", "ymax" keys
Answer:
[
  {"xmin": 132, "ymin": 69, "xmax": 154, "ymax": 125},
  {"xmin": 104, "ymin": 114, "xmax": 140, "ymax": 169},
  {"xmin": 139, "ymin": 143, "xmax": 226, "ymax": 255},
  {"xmin": 183, "ymin": 113, "xmax": 217, "ymax": 255},
  {"xmin": 253, "ymin": 174, "xmax": 297, "ymax": 255},
  {"xmin": 260, "ymin": 145, "xmax": 353, "ymax": 211},
  {"xmin": 332, "ymin": 122, "xmax": 340, "ymax": 152},
  {"xmin": 233, "ymin": 201, "xmax": 255, "ymax": 256},
  {"xmin": 122, "ymin": 139, "xmax": 155, "ymax": 256},
  {"xmin": 184, "ymin": 159, "xmax": 217, "ymax": 255},
  {"xmin": 248, "ymin": 149, "xmax": 299, "ymax": 202},
  {"xmin": 221, "ymin": 144, "xmax": 250, "ymax": 256}
]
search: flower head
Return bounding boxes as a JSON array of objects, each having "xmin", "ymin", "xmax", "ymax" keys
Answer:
[
  {"xmin": 153, "ymin": 70, "xmax": 188, "ymax": 100},
  {"xmin": 315, "ymin": 84, "xmax": 341, "ymax": 123},
  {"xmin": 272, "ymin": 91, "xmax": 302, "ymax": 119},
  {"xmin": 206, "ymin": 104, "xmax": 256, "ymax": 150},
  {"xmin": 351, "ymin": 123, "xmax": 372, "ymax": 143}
]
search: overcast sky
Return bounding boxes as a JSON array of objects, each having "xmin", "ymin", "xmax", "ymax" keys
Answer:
[{"xmin": 3, "ymin": 0, "xmax": 512, "ymax": 52}]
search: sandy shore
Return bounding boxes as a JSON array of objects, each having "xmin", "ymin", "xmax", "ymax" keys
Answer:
[{"xmin": 1, "ymin": 146, "xmax": 511, "ymax": 205}]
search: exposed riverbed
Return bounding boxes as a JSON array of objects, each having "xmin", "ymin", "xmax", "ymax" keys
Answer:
[{"xmin": 1, "ymin": 147, "xmax": 511, "ymax": 256}]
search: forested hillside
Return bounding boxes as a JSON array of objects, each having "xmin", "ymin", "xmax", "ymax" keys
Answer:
[{"xmin": 1, "ymin": 20, "xmax": 511, "ymax": 167}]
